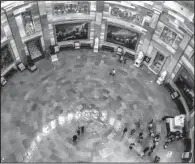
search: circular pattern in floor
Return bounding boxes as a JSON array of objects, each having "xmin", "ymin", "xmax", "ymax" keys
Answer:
[{"xmin": 1, "ymin": 50, "xmax": 183, "ymax": 162}]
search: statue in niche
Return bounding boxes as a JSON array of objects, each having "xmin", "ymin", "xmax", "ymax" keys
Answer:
[
  {"xmin": 22, "ymin": 11, "xmax": 35, "ymax": 36},
  {"xmin": 94, "ymin": 36, "xmax": 99, "ymax": 52},
  {"xmin": 134, "ymin": 51, "xmax": 144, "ymax": 67},
  {"xmin": 156, "ymin": 70, "xmax": 167, "ymax": 85}
]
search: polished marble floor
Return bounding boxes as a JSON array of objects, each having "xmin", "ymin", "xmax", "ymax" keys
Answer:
[{"xmin": 1, "ymin": 49, "xmax": 184, "ymax": 162}]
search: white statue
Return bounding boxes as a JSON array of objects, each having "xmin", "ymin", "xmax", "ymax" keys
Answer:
[
  {"xmin": 94, "ymin": 36, "xmax": 99, "ymax": 52},
  {"xmin": 134, "ymin": 51, "xmax": 144, "ymax": 67},
  {"xmin": 156, "ymin": 70, "xmax": 167, "ymax": 85}
]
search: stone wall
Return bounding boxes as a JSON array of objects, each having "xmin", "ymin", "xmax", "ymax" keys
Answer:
[
  {"xmin": 1, "ymin": 1, "xmax": 194, "ymax": 77},
  {"xmin": 100, "ymin": 1, "xmax": 152, "ymax": 56},
  {"xmin": 45, "ymin": 1, "xmax": 96, "ymax": 46}
]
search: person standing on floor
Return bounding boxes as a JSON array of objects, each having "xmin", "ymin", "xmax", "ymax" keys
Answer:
[
  {"xmin": 154, "ymin": 156, "xmax": 160, "ymax": 163},
  {"xmin": 148, "ymin": 149, "xmax": 153, "ymax": 156},
  {"xmin": 138, "ymin": 132, "xmax": 143, "ymax": 143},
  {"xmin": 143, "ymin": 147, "xmax": 150, "ymax": 155},
  {"xmin": 140, "ymin": 146, "xmax": 150, "ymax": 158},
  {"xmin": 123, "ymin": 127, "xmax": 128, "ymax": 135},
  {"xmin": 153, "ymin": 133, "xmax": 160, "ymax": 145},
  {"xmin": 77, "ymin": 126, "xmax": 81, "ymax": 136},
  {"xmin": 81, "ymin": 126, "xmax": 84, "ymax": 133},
  {"xmin": 151, "ymin": 144, "xmax": 156, "ymax": 150},
  {"xmin": 148, "ymin": 144, "xmax": 156, "ymax": 156},
  {"xmin": 129, "ymin": 143, "xmax": 135, "ymax": 150},
  {"xmin": 163, "ymin": 141, "xmax": 169, "ymax": 149},
  {"xmin": 73, "ymin": 135, "xmax": 77, "ymax": 143},
  {"xmin": 148, "ymin": 119, "xmax": 154, "ymax": 130},
  {"xmin": 135, "ymin": 119, "xmax": 141, "ymax": 128},
  {"xmin": 110, "ymin": 69, "xmax": 116, "ymax": 76},
  {"xmin": 131, "ymin": 128, "xmax": 136, "ymax": 135}
]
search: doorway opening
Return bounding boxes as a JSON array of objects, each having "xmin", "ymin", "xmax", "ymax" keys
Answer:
[{"xmin": 149, "ymin": 51, "xmax": 166, "ymax": 74}]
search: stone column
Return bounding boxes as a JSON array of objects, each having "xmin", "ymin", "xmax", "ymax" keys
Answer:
[
  {"xmin": 6, "ymin": 10, "xmax": 27, "ymax": 64},
  {"xmin": 38, "ymin": 1, "xmax": 50, "ymax": 55},
  {"xmin": 142, "ymin": 8, "xmax": 162, "ymax": 58},
  {"xmin": 166, "ymin": 33, "xmax": 192, "ymax": 75},
  {"xmin": 94, "ymin": 1, "xmax": 103, "ymax": 38}
]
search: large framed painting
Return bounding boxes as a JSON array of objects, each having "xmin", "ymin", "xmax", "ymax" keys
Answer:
[
  {"xmin": 160, "ymin": 26, "xmax": 177, "ymax": 46},
  {"xmin": 21, "ymin": 11, "xmax": 35, "ymax": 36},
  {"xmin": 55, "ymin": 22, "xmax": 89, "ymax": 42},
  {"xmin": 1, "ymin": 44, "xmax": 14, "ymax": 72},
  {"xmin": 174, "ymin": 66, "xmax": 194, "ymax": 112},
  {"xmin": 106, "ymin": 24, "xmax": 140, "ymax": 51}
]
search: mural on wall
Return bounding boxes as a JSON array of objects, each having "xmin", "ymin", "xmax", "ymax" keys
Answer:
[
  {"xmin": 53, "ymin": 2, "xmax": 89, "ymax": 15},
  {"xmin": 160, "ymin": 26, "xmax": 177, "ymax": 46},
  {"xmin": 106, "ymin": 24, "xmax": 140, "ymax": 51},
  {"xmin": 174, "ymin": 66, "xmax": 194, "ymax": 112},
  {"xmin": 110, "ymin": 5, "xmax": 153, "ymax": 28},
  {"xmin": 55, "ymin": 22, "xmax": 89, "ymax": 42},
  {"xmin": 22, "ymin": 11, "xmax": 35, "ymax": 36},
  {"xmin": 1, "ymin": 45, "xmax": 14, "ymax": 71}
]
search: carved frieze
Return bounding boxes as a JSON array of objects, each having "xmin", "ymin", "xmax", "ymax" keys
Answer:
[
  {"xmin": 153, "ymin": 21, "xmax": 183, "ymax": 52},
  {"xmin": 52, "ymin": 2, "xmax": 90, "ymax": 15},
  {"xmin": 109, "ymin": 4, "xmax": 153, "ymax": 28}
]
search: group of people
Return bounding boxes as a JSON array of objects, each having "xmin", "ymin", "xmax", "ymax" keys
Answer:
[
  {"xmin": 164, "ymin": 128, "xmax": 184, "ymax": 149},
  {"xmin": 72, "ymin": 126, "xmax": 85, "ymax": 143},
  {"xmin": 159, "ymin": 116, "xmax": 184, "ymax": 149},
  {"xmin": 122, "ymin": 119, "xmax": 161, "ymax": 163}
]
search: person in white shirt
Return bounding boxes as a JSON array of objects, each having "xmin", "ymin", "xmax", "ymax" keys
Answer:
[{"xmin": 110, "ymin": 69, "xmax": 116, "ymax": 76}]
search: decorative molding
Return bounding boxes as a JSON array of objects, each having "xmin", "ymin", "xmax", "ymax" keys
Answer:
[
  {"xmin": 12, "ymin": 3, "xmax": 31, "ymax": 16},
  {"xmin": 22, "ymin": 31, "xmax": 42, "ymax": 43},
  {"xmin": 103, "ymin": 17, "xmax": 147, "ymax": 35}
]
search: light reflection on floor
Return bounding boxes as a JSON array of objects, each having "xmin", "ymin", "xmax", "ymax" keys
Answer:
[{"xmin": 24, "ymin": 109, "xmax": 108, "ymax": 162}]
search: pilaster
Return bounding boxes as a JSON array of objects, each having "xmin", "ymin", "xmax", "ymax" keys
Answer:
[
  {"xmin": 38, "ymin": 1, "xmax": 50, "ymax": 53},
  {"xmin": 6, "ymin": 9, "xmax": 27, "ymax": 64}
]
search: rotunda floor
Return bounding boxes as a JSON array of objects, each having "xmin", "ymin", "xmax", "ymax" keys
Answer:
[{"xmin": 1, "ymin": 49, "xmax": 184, "ymax": 162}]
